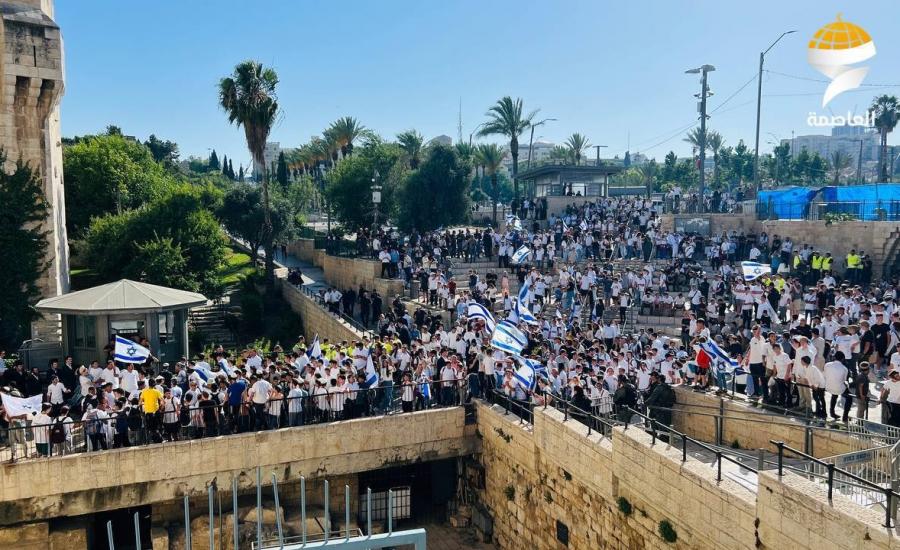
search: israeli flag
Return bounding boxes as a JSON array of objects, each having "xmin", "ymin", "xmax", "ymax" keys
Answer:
[
  {"xmin": 192, "ymin": 363, "xmax": 214, "ymax": 383},
  {"xmin": 514, "ymin": 299, "xmax": 539, "ymax": 325},
  {"xmin": 467, "ymin": 302, "xmax": 496, "ymax": 333},
  {"xmin": 490, "ymin": 320, "xmax": 528, "ymax": 355},
  {"xmin": 217, "ymin": 358, "xmax": 236, "ymax": 377},
  {"xmin": 365, "ymin": 354, "xmax": 379, "ymax": 387},
  {"xmin": 419, "ymin": 376, "xmax": 432, "ymax": 400},
  {"xmin": 506, "ymin": 214, "xmax": 522, "ymax": 231},
  {"xmin": 511, "ymin": 245, "xmax": 531, "ymax": 265},
  {"xmin": 0, "ymin": 392, "xmax": 43, "ymax": 417},
  {"xmin": 555, "ymin": 308, "xmax": 563, "ymax": 320},
  {"xmin": 580, "ymin": 219, "xmax": 588, "ymax": 231},
  {"xmin": 699, "ymin": 340, "xmax": 738, "ymax": 369},
  {"xmin": 518, "ymin": 277, "xmax": 532, "ymax": 307},
  {"xmin": 741, "ymin": 261, "xmax": 771, "ymax": 282},
  {"xmin": 513, "ymin": 362, "xmax": 537, "ymax": 391},
  {"xmin": 114, "ymin": 336, "xmax": 150, "ymax": 364},
  {"xmin": 307, "ymin": 335, "xmax": 322, "ymax": 359}
]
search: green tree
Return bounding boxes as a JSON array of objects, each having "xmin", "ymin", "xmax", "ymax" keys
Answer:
[
  {"xmin": 549, "ymin": 145, "xmax": 572, "ymax": 164},
  {"xmin": 228, "ymin": 159, "xmax": 235, "ymax": 180},
  {"xmin": 209, "ymin": 149, "xmax": 220, "ymax": 171},
  {"xmin": 397, "ymin": 145, "xmax": 471, "ymax": 232},
  {"xmin": 771, "ymin": 143, "xmax": 791, "ymax": 185},
  {"xmin": 0, "ymin": 152, "xmax": 48, "ymax": 349},
  {"xmin": 64, "ymin": 134, "xmax": 176, "ymax": 235},
  {"xmin": 219, "ymin": 60, "xmax": 279, "ymax": 288},
  {"xmin": 829, "ymin": 150, "xmax": 852, "ymax": 185},
  {"xmin": 475, "ymin": 143, "xmax": 505, "ymax": 226},
  {"xmin": 623, "ymin": 151, "xmax": 631, "ymax": 168},
  {"xmin": 325, "ymin": 141, "xmax": 405, "ymax": 229},
  {"xmin": 396, "ymin": 130, "xmax": 424, "ymax": 169},
  {"xmin": 808, "ymin": 152, "xmax": 827, "ymax": 185},
  {"xmin": 105, "ymin": 125, "xmax": 122, "ymax": 136},
  {"xmin": 84, "ymin": 185, "xmax": 227, "ymax": 296},
  {"xmin": 219, "ymin": 183, "xmax": 265, "ymax": 262},
  {"xmin": 661, "ymin": 151, "xmax": 678, "ymax": 183},
  {"xmin": 639, "ymin": 161, "xmax": 658, "ymax": 196},
  {"xmin": 477, "ymin": 96, "xmax": 537, "ymax": 205},
  {"xmin": 144, "ymin": 134, "xmax": 180, "ymax": 166},
  {"xmin": 565, "ymin": 133, "xmax": 591, "ymax": 165},
  {"xmin": 870, "ymin": 95, "xmax": 900, "ymax": 181},
  {"xmin": 276, "ymin": 150, "xmax": 289, "ymax": 189}
]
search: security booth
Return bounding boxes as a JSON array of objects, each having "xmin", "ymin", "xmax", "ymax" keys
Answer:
[
  {"xmin": 518, "ymin": 163, "xmax": 624, "ymax": 217},
  {"xmin": 34, "ymin": 279, "xmax": 207, "ymax": 368}
]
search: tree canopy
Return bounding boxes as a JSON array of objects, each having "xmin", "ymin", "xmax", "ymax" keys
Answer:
[{"xmin": 397, "ymin": 145, "xmax": 471, "ymax": 232}]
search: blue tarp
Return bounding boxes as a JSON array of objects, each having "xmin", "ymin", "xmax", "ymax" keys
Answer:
[
  {"xmin": 756, "ymin": 187, "xmax": 821, "ymax": 220},
  {"xmin": 819, "ymin": 183, "xmax": 900, "ymax": 220}
]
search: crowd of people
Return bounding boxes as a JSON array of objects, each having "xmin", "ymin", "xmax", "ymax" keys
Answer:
[{"xmin": 2, "ymin": 195, "xmax": 899, "ymax": 461}]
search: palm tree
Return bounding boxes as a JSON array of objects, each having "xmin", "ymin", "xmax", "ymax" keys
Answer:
[
  {"xmin": 706, "ymin": 131, "xmax": 724, "ymax": 187},
  {"xmin": 639, "ymin": 162, "xmax": 658, "ymax": 197},
  {"xmin": 323, "ymin": 129, "xmax": 341, "ymax": 168},
  {"xmin": 565, "ymin": 133, "xmax": 591, "ymax": 165},
  {"xmin": 870, "ymin": 95, "xmax": 900, "ymax": 181},
  {"xmin": 549, "ymin": 145, "xmax": 573, "ymax": 164},
  {"xmin": 477, "ymin": 97, "xmax": 537, "ymax": 208},
  {"xmin": 397, "ymin": 130, "xmax": 424, "ymax": 169},
  {"xmin": 219, "ymin": 60, "xmax": 279, "ymax": 286},
  {"xmin": 328, "ymin": 116, "xmax": 371, "ymax": 158},
  {"xmin": 454, "ymin": 142, "xmax": 475, "ymax": 163},
  {"xmin": 475, "ymin": 143, "xmax": 506, "ymax": 227},
  {"xmin": 829, "ymin": 150, "xmax": 852, "ymax": 185}
]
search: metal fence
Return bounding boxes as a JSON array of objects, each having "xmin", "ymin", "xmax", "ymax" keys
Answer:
[
  {"xmin": 756, "ymin": 199, "xmax": 900, "ymax": 221},
  {"xmin": 1, "ymin": 379, "xmax": 468, "ymax": 462}
]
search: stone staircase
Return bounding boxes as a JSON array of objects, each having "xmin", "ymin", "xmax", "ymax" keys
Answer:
[{"xmin": 188, "ymin": 291, "xmax": 239, "ymax": 350}]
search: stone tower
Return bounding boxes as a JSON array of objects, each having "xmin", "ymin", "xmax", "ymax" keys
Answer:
[{"xmin": 0, "ymin": 0, "xmax": 69, "ymax": 340}]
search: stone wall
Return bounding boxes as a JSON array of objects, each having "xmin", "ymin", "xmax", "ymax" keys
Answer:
[
  {"xmin": 0, "ymin": 407, "xmax": 474, "ymax": 525},
  {"xmin": 657, "ymin": 214, "xmax": 900, "ymax": 278},
  {"xmin": 0, "ymin": 0, "xmax": 69, "ymax": 339},
  {"xmin": 280, "ymin": 279, "xmax": 363, "ymax": 343},
  {"xmin": 476, "ymin": 402, "xmax": 758, "ymax": 549},
  {"xmin": 670, "ymin": 387, "xmax": 861, "ymax": 458}
]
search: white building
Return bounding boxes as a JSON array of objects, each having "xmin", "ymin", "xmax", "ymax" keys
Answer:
[
  {"xmin": 501, "ymin": 140, "xmax": 555, "ymax": 174},
  {"xmin": 252, "ymin": 141, "xmax": 283, "ymax": 180}
]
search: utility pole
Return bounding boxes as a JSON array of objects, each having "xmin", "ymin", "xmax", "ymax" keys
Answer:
[
  {"xmin": 754, "ymin": 30, "xmax": 797, "ymax": 194},
  {"xmin": 687, "ymin": 64, "xmax": 714, "ymax": 212},
  {"xmin": 593, "ymin": 145, "xmax": 608, "ymax": 166},
  {"xmin": 371, "ymin": 168, "xmax": 382, "ymax": 231},
  {"xmin": 857, "ymin": 140, "xmax": 864, "ymax": 185},
  {"xmin": 527, "ymin": 118, "xmax": 556, "ymax": 169}
]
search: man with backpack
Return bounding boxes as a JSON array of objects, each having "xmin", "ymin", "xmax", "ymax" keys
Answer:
[{"xmin": 49, "ymin": 406, "xmax": 72, "ymax": 456}]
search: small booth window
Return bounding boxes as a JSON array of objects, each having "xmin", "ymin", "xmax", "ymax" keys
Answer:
[
  {"xmin": 110, "ymin": 319, "xmax": 145, "ymax": 342},
  {"xmin": 73, "ymin": 316, "xmax": 96, "ymax": 348},
  {"xmin": 158, "ymin": 311, "xmax": 177, "ymax": 344}
]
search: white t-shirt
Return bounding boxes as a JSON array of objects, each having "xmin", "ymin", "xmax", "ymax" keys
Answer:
[
  {"xmin": 884, "ymin": 379, "xmax": 900, "ymax": 404},
  {"xmin": 250, "ymin": 379, "xmax": 273, "ymax": 404},
  {"xmin": 823, "ymin": 361, "xmax": 848, "ymax": 395}
]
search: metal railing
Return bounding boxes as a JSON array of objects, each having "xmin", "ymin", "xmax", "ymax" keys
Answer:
[
  {"xmin": 772, "ymin": 440, "xmax": 900, "ymax": 527},
  {"xmin": 1, "ymin": 379, "xmax": 468, "ymax": 462},
  {"xmin": 297, "ymin": 283, "xmax": 376, "ymax": 339}
]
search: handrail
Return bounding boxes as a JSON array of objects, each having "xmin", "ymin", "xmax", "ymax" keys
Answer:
[
  {"xmin": 625, "ymin": 406, "xmax": 758, "ymax": 481},
  {"xmin": 297, "ymin": 283, "xmax": 376, "ymax": 339},
  {"xmin": 771, "ymin": 440, "xmax": 900, "ymax": 527}
]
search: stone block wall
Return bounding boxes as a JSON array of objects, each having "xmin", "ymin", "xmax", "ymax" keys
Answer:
[
  {"xmin": 476, "ymin": 402, "xmax": 759, "ymax": 549},
  {"xmin": 280, "ymin": 279, "xmax": 365, "ymax": 343},
  {"xmin": 0, "ymin": 1, "xmax": 69, "ymax": 339}
]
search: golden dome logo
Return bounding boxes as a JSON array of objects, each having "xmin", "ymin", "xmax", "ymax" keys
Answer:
[{"xmin": 807, "ymin": 14, "xmax": 876, "ymax": 107}]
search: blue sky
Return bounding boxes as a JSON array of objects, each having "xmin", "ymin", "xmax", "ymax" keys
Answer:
[{"xmin": 56, "ymin": 1, "xmax": 900, "ymax": 168}]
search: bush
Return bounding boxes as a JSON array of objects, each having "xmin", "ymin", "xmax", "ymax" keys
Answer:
[
  {"xmin": 658, "ymin": 520, "xmax": 678, "ymax": 543},
  {"xmin": 504, "ymin": 485, "xmax": 515, "ymax": 501},
  {"xmin": 617, "ymin": 496, "xmax": 633, "ymax": 516}
]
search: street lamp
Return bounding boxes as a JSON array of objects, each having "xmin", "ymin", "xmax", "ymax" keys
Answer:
[
  {"xmin": 891, "ymin": 152, "xmax": 900, "ymax": 183},
  {"xmin": 371, "ymin": 169, "xmax": 382, "ymax": 231},
  {"xmin": 468, "ymin": 122, "xmax": 487, "ymax": 147},
  {"xmin": 527, "ymin": 118, "xmax": 557, "ymax": 169},
  {"xmin": 754, "ymin": 30, "xmax": 797, "ymax": 193},
  {"xmin": 686, "ymin": 64, "xmax": 715, "ymax": 212}
]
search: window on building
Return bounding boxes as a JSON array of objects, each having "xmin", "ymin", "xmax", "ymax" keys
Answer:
[
  {"xmin": 73, "ymin": 316, "xmax": 96, "ymax": 348},
  {"xmin": 158, "ymin": 311, "xmax": 177, "ymax": 344}
]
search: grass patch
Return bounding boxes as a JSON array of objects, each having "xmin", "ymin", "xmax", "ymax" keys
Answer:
[{"xmin": 217, "ymin": 249, "xmax": 257, "ymax": 286}]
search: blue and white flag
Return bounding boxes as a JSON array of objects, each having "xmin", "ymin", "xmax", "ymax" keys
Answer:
[
  {"xmin": 418, "ymin": 376, "xmax": 432, "ymax": 400},
  {"xmin": 512, "ymin": 356, "xmax": 548, "ymax": 391},
  {"xmin": 514, "ymin": 299, "xmax": 539, "ymax": 325},
  {"xmin": 518, "ymin": 277, "xmax": 532, "ymax": 307},
  {"xmin": 506, "ymin": 214, "xmax": 522, "ymax": 231},
  {"xmin": 0, "ymin": 392, "xmax": 43, "ymax": 417},
  {"xmin": 699, "ymin": 340, "xmax": 738, "ymax": 370},
  {"xmin": 555, "ymin": 308, "xmax": 563, "ymax": 320},
  {"xmin": 490, "ymin": 320, "xmax": 528, "ymax": 355},
  {"xmin": 579, "ymin": 219, "xmax": 588, "ymax": 231},
  {"xmin": 217, "ymin": 358, "xmax": 236, "ymax": 377},
  {"xmin": 307, "ymin": 335, "xmax": 322, "ymax": 359},
  {"xmin": 467, "ymin": 302, "xmax": 496, "ymax": 333},
  {"xmin": 192, "ymin": 363, "xmax": 214, "ymax": 383},
  {"xmin": 741, "ymin": 261, "xmax": 771, "ymax": 282},
  {"xmin": 511, "ymin": 245, "xmax": 531, "ymax": 265},
  {"xmin": 365, "ymin": 354, "xmax": 379, "ymax": 386},
  {"xmin": 114, "ymin": 336, "xmax": 150, "ymax": 364}
]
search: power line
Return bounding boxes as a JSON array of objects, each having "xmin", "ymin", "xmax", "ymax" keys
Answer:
[
  {"xmin": 765, "ymin": 69, "xmax": 900, "ymax": 88},
  {"xmin": 709, "ymin": 73, "xmax": 758, "ymax": 114}
]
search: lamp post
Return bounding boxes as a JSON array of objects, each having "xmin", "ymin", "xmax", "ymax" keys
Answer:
[
  {"xmin": 371, "ymin": 169, "xmax": 381, "ymax": 232},
  {"xmin": 527, "ymin": 118, "xmax": 557, "ymax": 169},
  {"xmin": 856, "ymin": 140, "xmax": 864, "ymax": 185},
  {"xmin": 891, "ymin": 152, "xmax": 900, "ymax": 183},
  {"xmin": 686, "ymin": 64, "xmax": 715, "ymax": 212},
  {"xmin": 468, "ymin": 122, "xmax": 486, "ymax": 147},
  {"xmin": 754, "ymin": 30, "xmax": 797, "ymax": 194}
]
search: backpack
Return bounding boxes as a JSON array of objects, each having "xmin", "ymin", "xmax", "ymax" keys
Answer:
[
  {"xmin": 49, "ymin": 418, "xmax": 67, "ymax": 445},
  {"xmin": 127, "ymin": 407, "xmax": 143, "ymax": 430}
]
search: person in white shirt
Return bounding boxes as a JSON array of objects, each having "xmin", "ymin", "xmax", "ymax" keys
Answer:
[
  {"xmin": 249, "ymin": 376, "xmax": 273, "ymax": 430},
  {"xmin": 824, "ymin": 352, "xmax": 850, "ymax": 421},
  {"xmin": 46, "ymin": 376, "xmax": 69, "ymax": 411},
  {"xmin": 119, "ymin": 364, "xmax": 140, "ymax": 394},
  {"xmin": 880, "ymin": 370, "xmax": 900, "ymax": 427},
  {"xmin": 99, "ymin": 361, "xmax": 120, "ymax": 389},
  {"xmin": 32, "ymin": 404, "xmax": 53, "ymax": 457}
]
